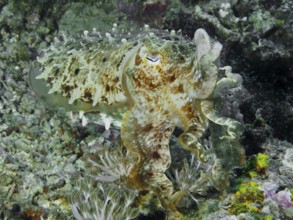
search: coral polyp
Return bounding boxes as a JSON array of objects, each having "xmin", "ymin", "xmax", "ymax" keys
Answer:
[{"xmin": 32, "ymin": 24, "xmax": 245, "ymax": 219}]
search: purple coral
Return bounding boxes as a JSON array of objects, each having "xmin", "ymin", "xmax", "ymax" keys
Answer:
[
  {"xmin": 260, "ymin": 182, "xmax": 278, "ymax": 198},
  {"xmin": 275, "ymin": 189, "xmax": 293, "ymax": 209},
  {"xmin": 259, "ymin": 182, "xmax": 293, "ymax": 209}
]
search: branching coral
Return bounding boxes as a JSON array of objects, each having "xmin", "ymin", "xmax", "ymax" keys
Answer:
[{"xmin": 32, "ymin": 24, "xmax": 245, "ymax": 219}]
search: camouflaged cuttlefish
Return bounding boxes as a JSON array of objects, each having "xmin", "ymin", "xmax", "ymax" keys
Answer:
[{"xmin": 31, "ymin": 24, "xmax": 245, "ymax": 219}]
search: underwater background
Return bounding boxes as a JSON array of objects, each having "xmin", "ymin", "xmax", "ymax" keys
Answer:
[{"xmin": 0, "ymin": 0, "xmax": 292, "ymax": 219}]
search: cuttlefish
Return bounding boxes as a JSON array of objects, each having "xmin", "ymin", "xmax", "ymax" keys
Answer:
[{"xmin": 31, "ymin": 25, "xmax": 244, "ymax": 219}]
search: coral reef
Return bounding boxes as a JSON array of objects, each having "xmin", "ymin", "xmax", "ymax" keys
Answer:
[
  {"xmin": 191, "ymin": 0, "xmax": 293, "ymax": 145},
  {"xmin": 0, "ymin": 0, "xmax": 292, "ymax": 219}
]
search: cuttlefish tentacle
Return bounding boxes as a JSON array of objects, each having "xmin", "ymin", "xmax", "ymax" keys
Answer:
[{"xmin": 200, "ymin": 67, "xmax": 244, "ymax": 140}]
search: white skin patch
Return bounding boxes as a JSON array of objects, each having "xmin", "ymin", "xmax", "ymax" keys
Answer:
[
  {"xmin": 139, "ymin": 46, "xmax": 162, "ymax": 66},
  {"xmin": 146, "ymin": 53, "xmax": 161, "ymax": 65}
]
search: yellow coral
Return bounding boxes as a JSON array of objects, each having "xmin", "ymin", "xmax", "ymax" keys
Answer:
[
  {"xmin": 229, "ymin": 181, "xmax": 264, "ymax": 215},
  {"xmin": 256, "ymin": 153, "xmax": 269, "ymax": 171}
]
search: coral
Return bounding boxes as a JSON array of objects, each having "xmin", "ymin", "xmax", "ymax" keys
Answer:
[
  {"xmin": 282, "ymin": 148, "xmax": 293, "ymax": 171},
  {"xmin": 259, "ymin": 182, "xmax": 278, "ymax": 198},
  {"xmin": 69, "ymin": 144, "xmax": 139, "ymax": 220},
  {"xmin": 242, "ymin": 152, "xmax": 270, "ymax": 178},
  {"xmin": 229, "ymin": 181, "xmax": 264, "ymax": 215},
  {"xmin": 167, "ymin": 153, "xmax": 213, "ymax": 207},
  {"xmin": 81, "ymin": 144, "xmax": 136, "ymax": 183},
  {"xmin": 70, "ymin": 179, "xmax": 138, "ymax": 220},
  {"xmin": 259, "ymin": 182, "xmax": 293, "ymax": 208},
  {"xmin": 265, "ymin": 140, "xmax": 293, "ymax": 188},
  {"xmin": 256, "ymin": 153, "xmax": 270, "ymax": 174},
  {"xmin": 257, "ymin": 182, "xmax": 293, "ymax": 219},
  {"xmin": 32, "ymin": 24, "xmax": 245, "ymax": 219},
  {"xmin": 1, "ymin": 0, "xmax": 292, "ymax": 219},
  {"xmin": 274, "ymin": 189, "xmax": 293, "ymax": 209},
  {"xmin": 226, "ymin": 139, "xmax": 293, "ymax": 219},
  {"xmin": 59, "ymin": 2, "xmax": 118, "ymax": 34},
  {"xmin": 193, "ymin": 0, "xmax": 293, "ymax": 146}
]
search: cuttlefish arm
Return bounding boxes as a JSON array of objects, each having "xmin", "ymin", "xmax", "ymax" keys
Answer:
[
  {"xmin": 121, "ymin": 101, "xmax": 185, "ymax": 219},
  {"xmin": 200, "ymin": 66, "xmax": 244, "ymax": 140}
]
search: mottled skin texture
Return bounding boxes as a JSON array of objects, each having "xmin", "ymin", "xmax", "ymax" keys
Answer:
[{"xmin": 34, "ymin": 27, "xmax": 244, "ymax": 219}]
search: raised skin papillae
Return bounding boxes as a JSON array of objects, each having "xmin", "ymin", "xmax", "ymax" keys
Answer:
[{"xmin": 33, "ymin": 25, "xmax": 245, "ymax": 219}]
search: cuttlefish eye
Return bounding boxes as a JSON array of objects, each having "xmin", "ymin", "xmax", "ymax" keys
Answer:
[{"xmin": 146, "ymin": 53, "xmax": 161, "ymax": 65}]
